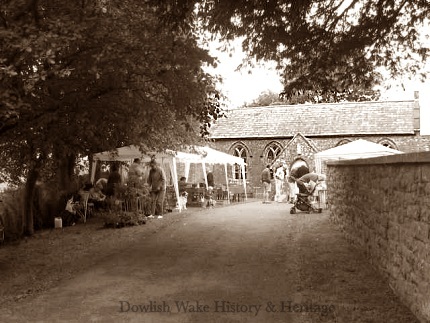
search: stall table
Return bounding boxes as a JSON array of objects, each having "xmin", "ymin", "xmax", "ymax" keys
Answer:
[
  {"xmin": 229, "ymin": 185, "xmax": 246, "ymax": 202},
  {"xmin": 185, "ymin": 187, "xmax": 206, "ymax": 207},
  {"xmin": 165, "ymin": 186, "xmax": 178, "ymax": 210}
]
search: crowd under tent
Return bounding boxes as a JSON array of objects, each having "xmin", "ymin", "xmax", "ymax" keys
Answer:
[
  {"xmin": 314, "ymin": 139, "xmax": 403, "ymax": 173},
  {"xmin": 91, "ymin": 145, "xmax": 247, "ymax": 210}
]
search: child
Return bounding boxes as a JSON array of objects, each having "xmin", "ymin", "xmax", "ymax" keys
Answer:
[
  {"xmin": 205, "ymin": 187, "xmax": 216, "ymax": 208},
  {"xmin": 89, "ymin": 184, "xmax": 107, "ymax": 210},
  {"xmin": 178, "ymin": 177, "xmax": 188, "ymax": 210},
  {"xmin": 60, "ymin": 195, "xmax": 80, "ymax": 226}
]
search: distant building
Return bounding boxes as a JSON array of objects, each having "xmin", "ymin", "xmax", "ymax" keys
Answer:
[{"xmin": 209, "ymin": 96, "xmax": 430, "ymax": 188}]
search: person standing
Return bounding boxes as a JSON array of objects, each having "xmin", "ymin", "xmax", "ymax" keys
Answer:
[
  {"xmin": 178, "ymin": 176, "xmax": 188, "ymax": 195},
  {"xmin": 106, "ymin": 163, "xmax": 121, "ymax": 197},
  {"xmin": 283, "ymin": 164, "xmax": 290, "ymax": 202},
  {"xmin": 287, "ymin": 174, "xmax": 297, "ymax": 204},
  {"xmin": 147, "ymin": 159, "xmax": 166, "ymax": 218},
  {"xmin": 261, "ymin": 165, "xmax": 272, "ymax": 203},
  {"xmin": 274, "ymin": 163, "xmax": 286, "ymax": 202},
  {"xmin": 206, "ymin": 170, "xmax": 214, "ymax": 188},
  {"xmin": 128, "ymin": 158, "xmax": 144, "ymax": 188}
]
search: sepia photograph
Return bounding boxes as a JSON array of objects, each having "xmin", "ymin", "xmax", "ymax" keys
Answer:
[{"xmin": 1, "ymin": 1, "xmax": 429, "ymax": 322}]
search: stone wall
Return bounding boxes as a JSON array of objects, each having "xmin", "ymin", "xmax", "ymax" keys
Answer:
[{"xmin": 327, "ymin": 152, "xmax": 430, "ymax": 323}]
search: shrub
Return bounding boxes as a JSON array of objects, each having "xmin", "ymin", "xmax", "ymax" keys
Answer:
[
  {"xmin": 103, "ymin": 210, "xmax": 146, "ymax": 228},
  {"xmin": 0, "ymin": 188, "xmax": 24, "ymax": 241}
]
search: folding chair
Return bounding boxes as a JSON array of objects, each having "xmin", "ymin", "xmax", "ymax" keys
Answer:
[
  {"xmin": 75, "ymin": 192, "xmax": 93, "ymax": 223},
  {"xmin": 122, "ymin": 197, "xmax": 141, "ymax": 213}
]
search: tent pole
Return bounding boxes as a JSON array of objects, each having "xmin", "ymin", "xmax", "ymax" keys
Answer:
[
  {"xmin": 202, "ymin": 162, "xmax": 208, "ymax": 189},
  {"xmin": 90, "ymin": 160, "xmax": 97, "ymax": 184},
  {"xmin": 224, "ymin": 163, "xmax": 230, "ymax": 204},
  {"xmin": 170, "ymin": 157, "xmax": 181, "ymax": 212},
  {"xmin": 241, "ymin": 164, "xmax": 247, "ymax": 201},
  {"xmin": 184, "ymin": 162, "xmax": 190, "ymax": 181}
]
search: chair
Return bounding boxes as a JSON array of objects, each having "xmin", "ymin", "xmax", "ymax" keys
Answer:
[
  {"xmin": 76, "ymin": 191, "xmax": 93, "ymax": 223},
  {"xmin": 253, "ymin": 186, "xmax": 263, "ymax": 199},
  {"xmin": 122, "ymin": 197, "xmax": 141, "ymax": 212}
]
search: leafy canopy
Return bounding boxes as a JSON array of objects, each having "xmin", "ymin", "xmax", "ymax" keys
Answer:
[
  {"xmin": 152, "ymin": 0, "xmax": 430, "ymax": 101},
  {"xmin": 0, "ymin": 0, "xmax": 222, "ymax": 184}
]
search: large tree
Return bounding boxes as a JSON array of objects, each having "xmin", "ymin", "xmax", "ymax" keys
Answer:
[
  {"xmin": 0, "ymin": 0, "xmax": 222, "ymax": 235},
  {"xmin": 153, "ymin": 0, "xmax": 430, "ymax": 101}
]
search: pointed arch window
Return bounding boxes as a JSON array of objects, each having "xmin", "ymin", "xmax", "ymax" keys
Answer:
[
  {"xmin": 336, "ymin": 139, "xmax": 352, "ymax": 147},
  {"xmin": 232, "ymin": 144, "xmax": 248, "ymax": 179},
  {"xmin": 265, "ymin": 142, "xmax": 283, "ymax": 165},
  {"xmin": 378, "ymin": 138, "xmax": 397, "ymax": 150}
]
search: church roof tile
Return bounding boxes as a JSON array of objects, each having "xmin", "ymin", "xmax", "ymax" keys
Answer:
[{"xmin": 210, "ymin": 100, "xmax": 415, "ymax": 139}]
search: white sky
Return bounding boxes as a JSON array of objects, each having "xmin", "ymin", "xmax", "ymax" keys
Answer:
[{"xmin": 204, "ymin": 38, "xmax": 284, "ymax": 108}]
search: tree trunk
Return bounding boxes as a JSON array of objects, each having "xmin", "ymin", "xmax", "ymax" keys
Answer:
[
  {"xmin": 23, "ymin": 162, "xmax": 40, "ymax": 236},
  {"xmin": 57, "ymin": 153, "xmax": 77, "ymax": 193}
]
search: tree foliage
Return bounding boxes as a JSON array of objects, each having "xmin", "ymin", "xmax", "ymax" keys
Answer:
[
  {"xmin": 0, "ymin": 0, "xmax": 222, "ymax": 234},
  {"xmin": 247, "ymin": 87, "xmax": 380, "ymax": 107},
  {"xmin": 247, "ymin": 90, "xmax": 282, "ymax": 107},
  {"xmin": 153, "ymin": 0, "xmax": 430, "ymax": 100},
  {"xmin": 0, "ymin": 0, "xmax": 221, "ymax": 147},
  {"xmin": 0, "ymin": 0, "xmax": 223, "ymax": 161}
]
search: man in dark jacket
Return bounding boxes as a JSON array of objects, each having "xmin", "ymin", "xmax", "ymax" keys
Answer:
[
  {"xmin": 206, "ymin": 171, "xmax": 214, "ymax": 188},
  {"xmin": 106, "ymin": 163, "xmax": 121, "ymax": 197},
  {"xmin": 147, "ymin": 159, "xmax": 166, "ymax": 217},
  {"xmin": 261, "ymin": 165, "xmax": 272, "ymax": 203}
]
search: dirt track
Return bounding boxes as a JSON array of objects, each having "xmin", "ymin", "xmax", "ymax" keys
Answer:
[{"xmin": 1, "ymin": 201, "xmax": 419, "ymax": 323}]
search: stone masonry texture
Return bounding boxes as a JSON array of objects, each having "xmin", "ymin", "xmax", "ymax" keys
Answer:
[{"xmin": 327, "ymin": 152, "xmax": 430, "ymax": 323}]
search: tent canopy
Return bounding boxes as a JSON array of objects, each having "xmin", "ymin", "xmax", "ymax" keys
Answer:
[
  {"xmin": 193, "ymin": 146, "xmax": 246, "ymax": 166},
  {"xmin": 92, "ymin": 145, "xmax": 202, "ymax": 163},
  {"xmin": 315, "ymin": 139, "xmax": 403, "ymax": 173},
  {"xmin": 92, "ymin": 145, "xmax": 246, "ymax": 165},
  {"xmin": 91, "ymin": 145, "xmax": 247, "ymax": 206}
]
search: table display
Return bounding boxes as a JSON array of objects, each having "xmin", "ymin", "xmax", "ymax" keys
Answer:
[
  {"xmin": 228, "ymin": 185, "xmax": 246, "ymax": 202},
  {"xmin": 185, "ymin": 187, "xmax": 206, "ymax": 207}
]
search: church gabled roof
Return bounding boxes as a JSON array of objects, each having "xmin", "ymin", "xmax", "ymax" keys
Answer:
[{"xmin": 209, "ymin": 100, "xmax": 416, "ymax": 139}]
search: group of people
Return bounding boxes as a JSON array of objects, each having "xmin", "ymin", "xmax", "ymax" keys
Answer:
[
  {"xmin": 93, "ymin": 159, "xmax": 216, "ymax": 216},
  {"xmin": 90, "ymin": 158, "xmax": 168, "ymax": 218},
  {"xmin": 261, "ymin": 163, "xmax": 291, "ymax": 203},
  {"xmin": 261, "ymin": 162, "xmax": 326, "ymax": 204},
  {"xmin": 177, "ymin": 170, "xmax": 216, "ymax": 209}
]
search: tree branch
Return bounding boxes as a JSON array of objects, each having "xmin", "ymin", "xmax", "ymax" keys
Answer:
[{"xmin": 326, "ymin": 0, "xmax": 360, "ymax": 32}]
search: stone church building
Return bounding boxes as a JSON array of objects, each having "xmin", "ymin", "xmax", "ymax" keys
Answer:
[{"xmin": 208, "ymin": 96, "xmax": 430, "ymax": 189}]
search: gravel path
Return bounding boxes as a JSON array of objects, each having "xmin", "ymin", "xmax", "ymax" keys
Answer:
[{"xmin": 0, "ymin": 201, "xmax": 419, "ymax": 322}]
